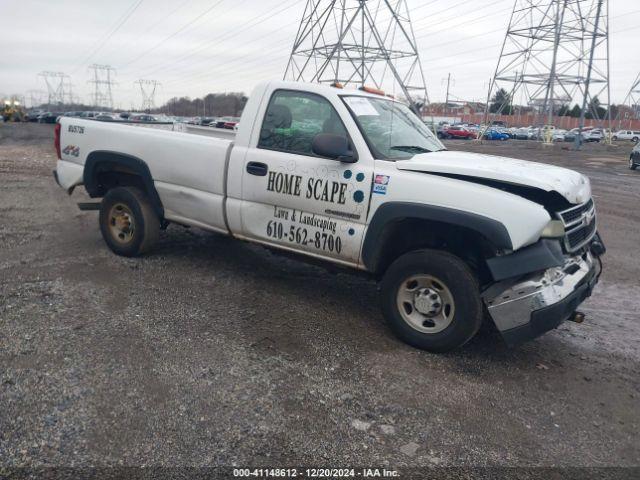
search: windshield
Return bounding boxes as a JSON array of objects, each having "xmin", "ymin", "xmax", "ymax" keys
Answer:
[{"xmin": 341, "ymin": 95, "xmax": 445, "ymax": 160}]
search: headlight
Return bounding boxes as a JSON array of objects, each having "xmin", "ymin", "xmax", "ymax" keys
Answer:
[{"xmin": 541, "ymin": 219, "xmax": 565, "ymax": 238}]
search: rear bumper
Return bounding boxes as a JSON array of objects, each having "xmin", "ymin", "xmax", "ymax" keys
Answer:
[
  {"xmin": 54, "ymin": 159, "xmax": 84, "ymax": 193},
  {"xmin": 485, "ymin": 238, "xmax": 603, "ymax": 346}
]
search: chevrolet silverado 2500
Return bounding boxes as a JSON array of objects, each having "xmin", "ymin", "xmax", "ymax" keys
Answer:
[{"xmin": 53, "ymin": 80, "xmax": 605, "ymax": 352}]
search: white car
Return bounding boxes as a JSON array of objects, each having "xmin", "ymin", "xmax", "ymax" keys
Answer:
[
  {"xmin": 53, "ymin": 80, "xmax": 605, "ymax": 352},
  {"xmin": 581, "ymin": 129, "xmax": 604, "ymax": 142},
  {"xmin": 553, "ymin": 129, "xmax": 567, "ymax": 142},
  {"xmin": 612, "ymin": 130, "xmax": 640, "ymax": 142}
]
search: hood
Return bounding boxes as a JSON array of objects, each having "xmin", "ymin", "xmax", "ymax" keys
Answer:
[{"xmin": 395, "ymin": 151, "xmax": 590, "ymax": 204}]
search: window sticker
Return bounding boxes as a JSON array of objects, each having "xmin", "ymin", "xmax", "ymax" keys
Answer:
[
  {"xmin": 344, "ymin": 97, "xmax": 379, "ymax": 116},
  {"xmin": 373, "ymin": 174, "xmax": 389, "ymax": 194}
]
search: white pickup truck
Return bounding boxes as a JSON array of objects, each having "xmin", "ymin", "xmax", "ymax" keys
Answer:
[{"xmin": 54, "ymin": 80, "xmax": 605, "ymax": 352}]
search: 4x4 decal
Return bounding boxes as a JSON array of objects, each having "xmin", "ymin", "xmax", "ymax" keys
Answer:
[{"xmin": 63, "ymin": 145, "xmax": 80, "ymax": 157}]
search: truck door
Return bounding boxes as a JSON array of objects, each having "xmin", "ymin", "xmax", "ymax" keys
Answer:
[{"xmin": 239, "ymin": 89, "xmax": 372, "ymax": 265}]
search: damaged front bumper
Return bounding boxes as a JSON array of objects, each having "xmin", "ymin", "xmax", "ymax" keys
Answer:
[{"xmin": 484, "ymin": 236, "xmax": 603, "ymax": 346}]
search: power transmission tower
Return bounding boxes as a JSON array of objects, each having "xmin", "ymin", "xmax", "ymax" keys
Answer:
[
  {"xmin": 88, "ymin": 64, "xmax": 116, "ymax": 109},
  {"xmin": 615, "ymin": 72, "xmax": 640, "ymax": 128},
  {"xmin": 27, "ymin": 90, "xmax": 47, "ymax": 109},
  {"xmin": 134, "ymin": 79, "xmax": 161, "ymax": 112},
  {"xmin": 38, "ymin": 71, "xmax": 71, "ymax": 106},
  {"xmin": 284, "ymin": 0, "xmax": 430, "ymax": 114},
  {"xmin": 483, "ymin": 0, "xmax": 610, "ymax": 144}
]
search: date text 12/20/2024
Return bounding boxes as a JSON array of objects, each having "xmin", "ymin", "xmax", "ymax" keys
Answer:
[{"xmin": 233, "ymin": 467, "xmax": 400, "ymax": 477}]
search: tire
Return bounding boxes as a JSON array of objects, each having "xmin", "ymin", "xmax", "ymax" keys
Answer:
[
  {"xmin": 379, "ymin": 249, "xmax": 483, "ymax": 353},
  {"xmin": 99, "ymin": 187, "xmax": 160, "ymax": 257},
  {"xmin": 631, "ymin": 156, "xmax": 637, "ymax": 170},
  {"xmin": 632, "ymin": 137, "xmax": 639, "ymax": 143},
  {"xmin": 612, "ymin": 136, "xmax": 618, "ymax": 141}
]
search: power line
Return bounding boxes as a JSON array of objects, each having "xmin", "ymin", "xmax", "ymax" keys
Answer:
[
  {"xmin": 157, "ymin": 0, "xmax": 509, "ymax": 89},
  {"xmin": 119, "ymin": 0, "xmax": 227, "ymax": 69},
  {"xmin": 71, "ymin": 0, "xmax": 144, "ymax": 74},
  {"xmin": 134, "ymin": 0, "xmax": 298, "ymax": 79}
]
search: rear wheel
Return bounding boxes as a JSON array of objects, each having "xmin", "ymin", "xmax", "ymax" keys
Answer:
[
  {"xmin": 99, "ymin": 187, "xmax": 160, "ymax": 257},
  {"xmin": 632, "ymin": 137, "xmax": 639, "ymax": 143},
  {"xmin": 379, "ymin": 249, "xmax": 483, "ymax": 353}
]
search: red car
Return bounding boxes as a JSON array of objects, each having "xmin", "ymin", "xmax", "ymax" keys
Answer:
[{"xmin": 444, "ymin": 126, "xmax": 477, "ymax": 139}]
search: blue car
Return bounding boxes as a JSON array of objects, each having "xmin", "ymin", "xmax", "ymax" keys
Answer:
[
  {"xmin": 482, "ymin": 128, "xmax": 510, "ymax": 140},
  {"xmin": 483, "ymin": 129, "xmax": 510, "ymax": 141}
]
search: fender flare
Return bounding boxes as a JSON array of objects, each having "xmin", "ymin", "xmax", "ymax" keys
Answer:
[
  {"xmin": 83, "ymin": 150, "xmax": 164, "ymax": 218},
  {"xmin": 361, "ymin": 202, "xmax": 513, "ymax": 272}
]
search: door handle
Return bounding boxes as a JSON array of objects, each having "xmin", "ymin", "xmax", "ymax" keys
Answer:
[{"xmin": 246, "ymin": 161, "xmax": 268, "ymax": 176}]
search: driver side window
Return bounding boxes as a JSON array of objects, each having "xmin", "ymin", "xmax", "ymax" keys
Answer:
[{"xmin": 258, "ymin": 90, "xmax": 347, "ymax": 157}]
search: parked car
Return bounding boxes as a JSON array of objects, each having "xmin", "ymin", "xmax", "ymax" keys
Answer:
[
  {"xmin": 54, "ymin": 79, "xmax": 605, "ymax": 352},
  {"xmin": 582, "ymin": 129, "xmax": 603, "ymax": 143},
  {"xmin": 514, "ymin": 127, "xmax": 532, "ymax": 140},
  {"xmin": 27, "ymin": 110, "xmax": 45, "ymax": 122},
  {"xmin": 199, "ymin": 117, "xmax": 216, "ymax": 126},
  {"xmin": 563, "ymin": 128, "xmax": 581, "ymax": 142},
  {"xmin": 630, "ymin": 142, "xmax": 640, "ymax": 170},
  {"xmin": 483, "ymin": 128, "xmax": 509, "ymax": 141},
  {"xmin": 223, "ymin": 117, "xmax": 240, "ymax": 129},
  {"xmin": 444, "ymin": 125, "xmax": 476, "ymax": 139},
  {"xmin": 37, "ymin": 112, "xmax": 60, "ymax": 124},
  {"xmin": 553, "ymin": 129, "xmax": 567, "ymax": 142},
  {"xmin": 95, "ymin": 113, "xmax": 118, "ymax": 121},
  {"xmin": 129, "ymin": 114, "xmax": 156, "ymax": 122},
  {"xmin": 613, "ymin": 130, "xmax": 640, "ymax": 142},
  {"xmin": 436, "ymin": 123, "xmax": 450, "ymax": 139},
  {"xmin": 213, "ymin": 116, "xmax": 239, "ymax": 129}
]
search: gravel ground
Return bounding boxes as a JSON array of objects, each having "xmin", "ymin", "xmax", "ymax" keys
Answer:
[{"xmin": 1, "ymin": 123, "xmax": 639, "ymax": 474}]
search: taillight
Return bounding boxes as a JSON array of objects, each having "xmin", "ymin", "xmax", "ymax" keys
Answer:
[{"xmin": 54, "ymin": 123, "xmax": 61, "ymax": 159}]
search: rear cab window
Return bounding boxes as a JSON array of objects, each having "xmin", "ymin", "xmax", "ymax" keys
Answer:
[{"xmin": 258, "ymin": 90, "xmax": 348, "ymax": 158}]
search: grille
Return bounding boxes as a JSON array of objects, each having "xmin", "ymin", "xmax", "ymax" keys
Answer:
[
  {"xmin": 556, "ymin": 198, "xmax": 597, "ymax": 252},
  {"xmin": 558, "ymin": 198, "xmax": 594, "ymax": 227},
  {"xmin": 566, "ymin": 218, "xmax": 597, "ymax": 251}
]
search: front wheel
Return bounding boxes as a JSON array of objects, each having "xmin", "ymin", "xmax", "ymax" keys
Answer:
[
  {"xmin": 632, "ymin": 137, "xmax": 639, "ymax": 143},
  {"xmin": 99, "ymin": 187, "xmax": 160, "ymax": 257},
  {"xmin": 379, "ymin": 249, "xmax": 483, "ymax": 353}
]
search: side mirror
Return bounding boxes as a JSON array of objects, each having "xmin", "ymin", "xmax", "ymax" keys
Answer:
[{"xmin": 312, "ymin": 133, "xmax": 357, "ymax": 163}]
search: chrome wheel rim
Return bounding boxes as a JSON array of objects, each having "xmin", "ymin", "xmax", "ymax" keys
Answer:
[
  {"xmin": 396, "ymin": 274, "xmax": 455, "ymax": 334},
  {"xmin": 108, "ymin": 203, "xmax": 135, "ymax": 244}
]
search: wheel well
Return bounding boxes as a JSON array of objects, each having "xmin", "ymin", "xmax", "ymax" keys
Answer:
[
  {"xmin": 84, "ymin": 151, "xmax": 164, "ymax": 219},
  {"xmin": 370, "ymin": 218, "xmax": 497, "ymax": 284}
]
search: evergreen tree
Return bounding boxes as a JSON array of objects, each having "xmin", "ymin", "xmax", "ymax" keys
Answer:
[{"xmin": 489, "ymin": 88, "xmax": 513, "ymax": 114}]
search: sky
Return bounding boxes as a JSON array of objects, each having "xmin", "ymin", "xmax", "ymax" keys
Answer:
[{"xmin": 1, "ymin": 0, "xmax": 639, "ymax": 110}]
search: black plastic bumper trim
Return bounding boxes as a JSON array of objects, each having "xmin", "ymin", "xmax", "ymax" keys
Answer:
[{"xmin": 487, "ymin": 239, "xmax": 565, "ymax": 281}]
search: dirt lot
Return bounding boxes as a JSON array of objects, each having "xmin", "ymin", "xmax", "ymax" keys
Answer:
[{"xmin": 1, "ymin": 123, "xmax": 639, "ymax": 473}]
